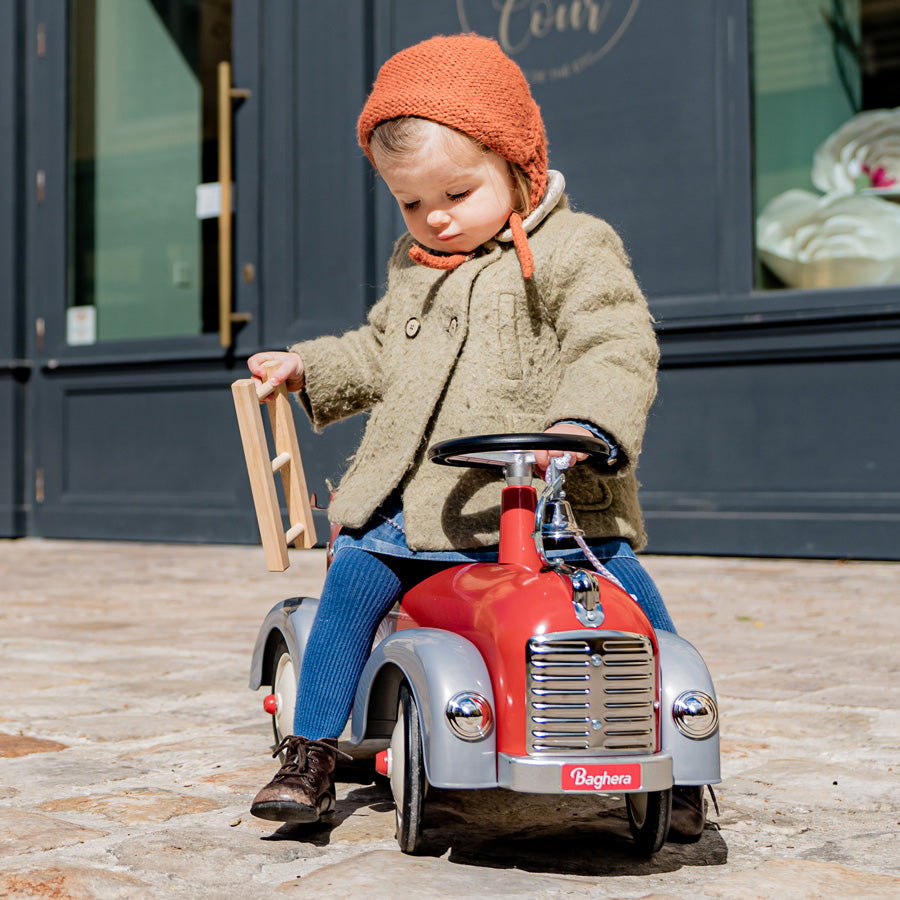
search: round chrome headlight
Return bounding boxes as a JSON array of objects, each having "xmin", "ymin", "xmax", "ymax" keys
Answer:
[
  {"xmin": 673, "ymin": 690, "xmax": 719, "ymax": 740},
  {"xmin": 445, "ymin": 692, "xmax": 493, "ymax": 741}
]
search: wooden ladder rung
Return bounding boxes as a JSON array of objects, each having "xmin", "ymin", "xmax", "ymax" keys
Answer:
[
  {"xmin": 284, "ymin": 523, "xmax": 306, "ymax": 545},
  {"xmin": 272, "ymin": 452, "xmax": 291, "ymax": 473}
]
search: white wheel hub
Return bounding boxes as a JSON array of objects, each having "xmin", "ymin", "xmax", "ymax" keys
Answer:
[
  {"xmin": 272, "ymin": 652, "xmax": 296, "ymax": 740},
  {"xmin": 389, "ymin": 699, "xmax": 405, "ymax": 807}
]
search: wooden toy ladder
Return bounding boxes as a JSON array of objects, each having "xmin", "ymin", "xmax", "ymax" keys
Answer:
[{"xmin": 231, "ymin": 366, "xmax": 317, "ymax": 571}]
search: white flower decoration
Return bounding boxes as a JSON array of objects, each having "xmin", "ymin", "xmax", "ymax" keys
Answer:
[
  {"xmin": 812, "ymin": 108, "xmax": 900, "ymax": 194},
  {"xmin": 757, "ymin": 189, "xmax": 900, "ymax": 288}
]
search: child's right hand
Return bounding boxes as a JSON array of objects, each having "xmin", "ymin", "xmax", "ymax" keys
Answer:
[
  {"xmin": 532, "ymin": 423, "xmax": 592, "ymax": 473},
  {"xmin": 247, "ymin": 351, "xmax": 306, "ymax": 397}
]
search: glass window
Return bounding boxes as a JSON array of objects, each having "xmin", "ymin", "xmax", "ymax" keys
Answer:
[
  {"xmin": 68, "ymin": 0, "xmax": 231, "ymax": 343},
  {"xmin": 752, "ymin": 0, "xmax": 900, "ymax": 291}
]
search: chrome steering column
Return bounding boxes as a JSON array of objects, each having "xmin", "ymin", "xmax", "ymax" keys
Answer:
[{"xmin": 534, "ymin": 457, "xmax": 605, "ymax": 627}]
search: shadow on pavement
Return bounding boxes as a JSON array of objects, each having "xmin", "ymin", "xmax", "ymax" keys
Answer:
[
  {"xmin": 433, "ymin": 824, "xmax": 728, "ymax": 877},
  {"xmin": 418, "ymin": 788, "xmax": 728, "ymax": 876},
  {"xmin": 259, "ymin": 780, "xmax": 728, "ymax": 877}
]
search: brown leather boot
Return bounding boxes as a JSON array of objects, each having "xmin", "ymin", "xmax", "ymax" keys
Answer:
[{"xmin": 250, "ymin": 736, "xmax": 339, "ymax": 823}]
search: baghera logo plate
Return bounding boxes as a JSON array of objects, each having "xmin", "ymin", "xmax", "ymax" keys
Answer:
[{"xmin": 561, "ymin": 763, "xmax": 642, "ymax": 792}]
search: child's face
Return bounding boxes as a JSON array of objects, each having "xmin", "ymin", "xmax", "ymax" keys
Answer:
[{"xmin": 373, "ymin": 126, "xmax": 516, "ymax": 255}]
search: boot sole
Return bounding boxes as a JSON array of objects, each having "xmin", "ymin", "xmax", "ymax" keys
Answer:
[{"xmin": 250, "ymin": 801, "xmax": 326, "ymax": 824}]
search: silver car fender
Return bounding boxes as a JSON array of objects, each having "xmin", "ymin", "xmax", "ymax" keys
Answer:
[
  {"xmin": 351, "ymin": 628, "xmax": 498, "ymax": 789},
  {"xmin": 656, "ymin": 630, "xmax": 722, "ymax": 786},
  {"xmin": 248, "ymin": 597, "xmax": 319, "ymax": 691}
]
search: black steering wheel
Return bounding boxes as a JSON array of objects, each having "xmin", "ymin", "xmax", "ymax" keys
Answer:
[{"xmin": 427, "ymin": 432, "xmax": 620, "ymax": 471}]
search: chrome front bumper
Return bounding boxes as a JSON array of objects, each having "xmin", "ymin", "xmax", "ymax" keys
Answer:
[{"xmin": 498, "ymin": 752, "xmax": 673, "ymax": 794}]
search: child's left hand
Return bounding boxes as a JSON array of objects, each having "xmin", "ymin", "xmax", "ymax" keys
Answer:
[{"xmin": 533, "ymin": 423, "xmax": 593, "ymax": 472}]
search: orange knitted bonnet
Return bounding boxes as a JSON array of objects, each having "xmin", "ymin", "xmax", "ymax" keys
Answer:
[{"xmin": 357, "ymin": 34, "xmax": 548, "ymax": 278}]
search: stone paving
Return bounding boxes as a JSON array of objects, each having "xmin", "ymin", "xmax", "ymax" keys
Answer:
[{"xmin": 0, "ymin": 538, "xmax": 898, "ymax": 898}]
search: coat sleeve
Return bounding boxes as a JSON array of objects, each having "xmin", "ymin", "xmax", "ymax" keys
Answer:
[
  {"xmin": 540, "ymin": 213, "xmax": 659, "ymax": 471},
  {"xmin": 287, "ymin": 244, "xmax": 405, "ymax": 432}
]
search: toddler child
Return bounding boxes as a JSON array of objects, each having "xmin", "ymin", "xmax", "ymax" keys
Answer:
[{"xmin": 246, "ymin": 33, "xmax": 702, "ymax": 839}]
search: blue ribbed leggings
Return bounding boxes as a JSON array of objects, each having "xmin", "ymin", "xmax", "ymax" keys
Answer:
[{"xmin": 293, "ymin": 547, "xmax": 675, "ymax": 739}]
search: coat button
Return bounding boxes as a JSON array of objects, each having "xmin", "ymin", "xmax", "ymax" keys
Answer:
[
  {"xmin": 448, "ymin": 317, "xmax": 458, "ymax": 334},
  {"xmin": 405, "ymin": 317, "xmax": 420, "ymax": 338}
]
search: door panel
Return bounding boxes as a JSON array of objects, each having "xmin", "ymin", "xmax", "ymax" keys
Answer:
[
  {"xmin": 35, "ymin": 369, "xmax": 261, "ymax": 542},
  {"xmin": 27, "ymin": 0, "xmax": 262, "ymax": 542}
]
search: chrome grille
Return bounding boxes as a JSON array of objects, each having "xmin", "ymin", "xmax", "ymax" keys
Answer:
[{"xmin": 526, "ymin": 633, "xmax": 656, "ymax": 755}]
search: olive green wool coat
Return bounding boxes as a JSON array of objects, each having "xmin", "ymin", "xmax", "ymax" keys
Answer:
[{"xmin": 290, "ymin": 199, "xmax": 659, "ymax": 552}]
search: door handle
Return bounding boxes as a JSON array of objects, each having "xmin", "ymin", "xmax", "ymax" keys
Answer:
[{"xmin": 217, "ymin": 61, "xmax": 252, "ymax": 348}]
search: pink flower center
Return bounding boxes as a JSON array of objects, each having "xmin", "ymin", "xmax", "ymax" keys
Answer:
[{"xmin": 862, "ymin": 163, "xmax": 897, "ymax": 189}]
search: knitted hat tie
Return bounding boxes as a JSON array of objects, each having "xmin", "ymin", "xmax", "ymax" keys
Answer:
[
  {"xmin": 407, "ymin": 243, "xmax": 475, "ymax": 271},
  {"xmin": 507, "ymin": 212, "xmax": 534, "ymax": 279}
]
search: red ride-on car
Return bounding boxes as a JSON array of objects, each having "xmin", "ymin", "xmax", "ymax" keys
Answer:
[{"xmin": 249, "ymin": 433, "xmax": 720, "ymax": 854}]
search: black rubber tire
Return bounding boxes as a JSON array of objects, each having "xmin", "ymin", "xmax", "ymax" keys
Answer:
[
  {"xmin": 626, "ymin": 789, "xmax": 672, "ymax": 855},
  {"xmin": 392, "ymin": 682, "xmax": 426, "ymax": 854}
]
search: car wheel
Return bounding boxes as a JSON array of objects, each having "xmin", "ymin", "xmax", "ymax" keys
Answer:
[
  {"xmin": 268, "ymin": 636, "xmax": 296, "ymax": 755},
  {"xmin": 390, "ymin": 681, "xmax": 426, "ymax": 853},
  {"xmin": 626, "ymin": 788, "xmax": 672, "ymax": 855},
  {"xmin": 669, "ymin": 784, "xmax": 707, "ymax": 842}
]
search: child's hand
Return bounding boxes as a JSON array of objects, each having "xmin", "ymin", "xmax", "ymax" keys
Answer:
[
  {"xmin": 533, "ymin": 423, "xmax": 592, "ymax": 473},
  {"xmin": 247, "ymin": 351, "xmax": 306, "ymax": 398}
]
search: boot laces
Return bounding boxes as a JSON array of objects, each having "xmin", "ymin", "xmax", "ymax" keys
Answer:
[
  {"xmin": 271, "ymin": 735, "xmax": 351, "ymax": 776},
  {"xmin": 271, "ymin": 735, "xmax": 310, "ymax": 776}
]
